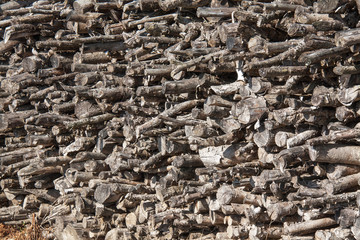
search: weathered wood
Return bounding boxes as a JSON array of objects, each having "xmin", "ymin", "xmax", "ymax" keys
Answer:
[
  {"xmin": 94, "ymin": 183, "xmax": 133, "ymax": 204},
  {"xmin": 309, "ymin": 144, "xmax": 359, "ymax": 165},
  {"xmin": 259, "ymin": 66, "xmax": 312, "ymax": 78},
  {"xmin": 198, "ymin": 143, "xmax": 256, "ymax": 167},
  {"xmin": 232, "ymin": 97, "xmax": 267, "ymax": 124},
  {"xmin": 338, "ymin": 85, "xmax": 360, "ymax": 106},
  {"xmin": 136, "ymin": 99, "xmax": 203, "ymax": 137},
  {"xmin": 327, "ymin": 164, "xmax": 360, "ymax": 180},
  {"xmin": 0, "ymin": 110, "xmax": 37, "ymax": 131},
  {"xmin": 306, "ymin": 128, "xmax": 360, "ymax": 146},
  {"xmin": 0, "ymin": 0, "xmax": 360, "ymax": 238},
  {"xmin": 323, "ymin": 172, "xmax": 360, "ymax": 195},
  {"xmin": 275, "ymin": 131, "xmax": 295, "ymax": 148},
  {"xmin": 273, "ymin": 107, "xmax": 334, "ymax": 126},
  {"xmin": 287, "ymin": 130, "xmax": 318, "ymax": 148},
  {"xmin": 250, "ymin": 169, "xmax": 292, "ymax": 190},
  {"xmin": 216, "ymin": 185, "xmax": 262, "ymax": 206},
  {"xmin": 315, "ymin": 227, "xmax": 354, "ymax": 240},
  {"xmin": 273, "ymin": 145, "xmax": 309, "ymax": 171},
  {"xmin": 197, "ymin": 7, "xmax": 237, "ymax": 18},
  {"xmin": 64, "ymin": 113, "xmax": 114, "ymax": 129},
  {"xmin": 284, "ymin": 218, "xmax": 337, "ymax": 235},
  {"xmin": 170, "ymin": 50, "xmax": 228, "ymax": 78},
  {"xmin": 301, "ymin": 191, "xmax": 358, "ymax": 208}
]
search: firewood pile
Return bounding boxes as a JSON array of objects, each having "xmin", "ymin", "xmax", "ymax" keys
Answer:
[{"xmin": 2, "ymin": 0, "xmax": 360, "ymax": 239}]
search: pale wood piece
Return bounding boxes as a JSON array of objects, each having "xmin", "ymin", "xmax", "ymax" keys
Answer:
[
  {"xmin": 284, "ymin": 218, "xmax": 337, "ymax": 235},
  {"xmin": 309, "ymin": 144, "xmax": 360, "ymax": 165},
  {"xmin": 216, "ymin": 185, "xmax": 262, "ymax": 206}
]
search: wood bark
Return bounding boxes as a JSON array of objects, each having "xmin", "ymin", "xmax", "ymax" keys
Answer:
[
  {"xmin": 0, "ymin": 0, "xmax": 360, "ymax": 238},
  {"xmin": 309, "ymin": 144, "xmax": 360, "ymax": 165},
  {"xmin": 284, "ymin": 218, "xmax": 337, "ymax": 235}
]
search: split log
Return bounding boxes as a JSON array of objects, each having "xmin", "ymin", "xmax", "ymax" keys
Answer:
[
  {"xmin": 94, "ymin": 183, "xmax": 135, "ymax": 204},
  {"xmin": 272, "ymin": 145, "xmax": 309, "ymax": 171},
  {"xmin": 232, "ymin": 97, "xmax": 267, "ymax": 124},
  {"xmin": 337, "ymin": 85, "xmax": 360, "ymax": 106}
]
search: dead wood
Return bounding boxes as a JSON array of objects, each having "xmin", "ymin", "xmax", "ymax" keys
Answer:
[{"xmin": 0, "ymin": 0, "xmax": 360, "ymax": 238}]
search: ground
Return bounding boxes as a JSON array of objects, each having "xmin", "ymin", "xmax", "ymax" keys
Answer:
[{"xmin": 0, "ymin": 215, "xmax": 48, "ymax": 240}]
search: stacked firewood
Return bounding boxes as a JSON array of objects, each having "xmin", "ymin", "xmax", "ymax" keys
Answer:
[{"xmin": 2, "ymin": 0, "xmax": 360, "ymax": 239}]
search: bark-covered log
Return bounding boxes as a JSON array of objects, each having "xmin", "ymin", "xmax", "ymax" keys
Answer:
[
  {"xmin": 198, "ymin": 143, "xmax": 256, "ymax": 167},
  {"xmin": 327, "ymin": 164, "xmax": 360, "ymax": 180},
  {"xmin": 301, "ymin": 191, "xmax": 358, "ymax": 208},
  {"xmin": 309, "ymin": 144, "xmax": 360, "ymax": 165},
  {"xmin": 323, "ymin": 172, "xmax": 360, "ymax": 195},
  {"xmin": 216, "ymin": 185, "xmax": 262, "ymax": 206},
  {"xmin": 284, "ymin": 218, "xmax": 337, "ymax": 235}
]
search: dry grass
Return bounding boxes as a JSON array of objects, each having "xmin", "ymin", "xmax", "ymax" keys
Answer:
[{"xmin": 0, "ymin": 214, "xmax": 47, "ymax": 240}]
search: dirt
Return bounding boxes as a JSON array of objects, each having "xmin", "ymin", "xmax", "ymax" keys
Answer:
[{"xmin": 0, "ymin": 214, "xmax": 48, "ymax": 240}]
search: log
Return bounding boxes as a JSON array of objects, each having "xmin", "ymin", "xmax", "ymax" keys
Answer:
[
  {"xmin": 337, "ymin": 85, "xmax": 360, "ymax": 106},
  {"xmin": 94, "ymin": 183, "xmax": 135, "ymax": 204},
  {"xmin": 284, "ymin": 218, "xmax": 337, "ymax": 235},
  {"xmin": 136, "ymin": 99, "xmax": 203, "ymax": 137},
  {"xmin": 198, "ymin": 143, "xmax": 256, "ymax": 167},
  {"xmin": 309, "ymin": 144, "xmax": 360, "ymax": 165},
  {"xmin": 216, "ymin": 185, "xmax": 262, "ymax": 206},
  {"xmin": 232, "ymin": 97, "xmax": 267, "ymax": 124},
  {"xmin": 250, "ymin": 169, "xmax": 292, "ymax": 190},
  {"xmin": 327, "ymin": 164, "xmax": 360, "ymax": 180},
  {"xmin": 315, "ymin": 227, "xmax": 354, "ymax": 240},
  {"xmin": 306, "ymin": 128, "xmax": 360, "ymax": 146},
  {"xmin": 197, "ymin": 7, "xmax": 237, "ymax": 18},
  {"xmin": 301, "ymin": 191, "xmax": 358, "ymax": 208},
  {"xmin": 323, "ymin": 172, "xmax": 360, "ymax": 195},
  {"xmin": 159, "ymin": 0, "xmax": 210, "ymax": 11},
  {"xmin": 287, "ymin": 130, "xmax": 318, "ymax": 148}
]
